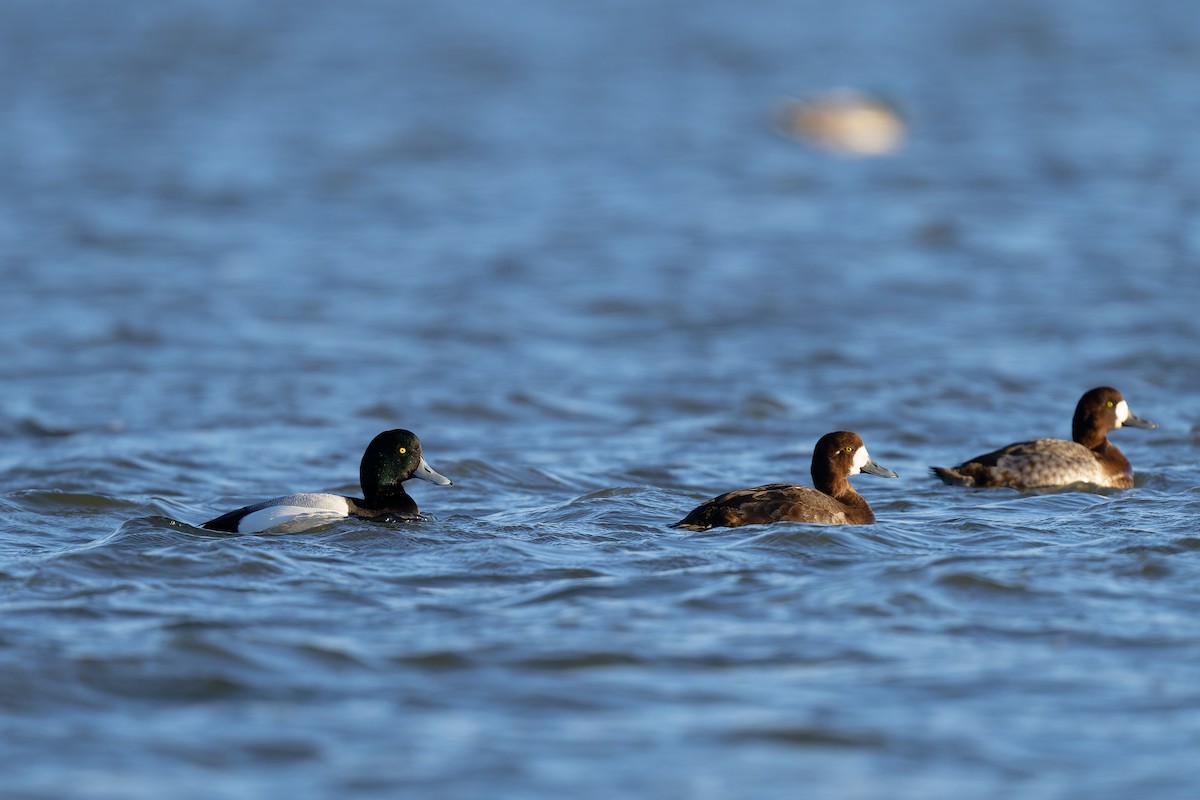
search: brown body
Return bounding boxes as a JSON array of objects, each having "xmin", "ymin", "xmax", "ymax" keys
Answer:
[
  {"xmin": 672, "ymin": 431, "xmax": 896, "ymax": 531},
  {"xmin": 931, "ymin": 387, "xmax": 1156, "ymax": 490}
]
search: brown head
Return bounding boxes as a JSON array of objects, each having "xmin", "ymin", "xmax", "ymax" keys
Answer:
[
  {"xmin": 1071, "ymin": 387, "xmax": 1157, "ymax": 449},
  {"xmin": 810, "ymin": 431, "xmax": 898, "ymax": 495}
]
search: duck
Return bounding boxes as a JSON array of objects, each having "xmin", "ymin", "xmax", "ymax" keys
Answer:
[
  {"xmin": 930, "ymin": 386, "xmax": 1156, "ymax": 490},
  {"xmin": 671, "ymin": 431, "xmax": 897, "ymax": 531},
  {"xmin": 201, "ymin": 429, "xmax": 452, "ymax": 533}
]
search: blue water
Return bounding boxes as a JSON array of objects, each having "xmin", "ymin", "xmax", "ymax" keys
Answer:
[{"xmin": 3, "ymin": 0, "xmax": 1200, "ymax": 797}]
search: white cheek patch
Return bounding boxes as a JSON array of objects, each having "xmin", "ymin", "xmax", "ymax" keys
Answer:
[
  {"xmin": 850, "ymin": 446, "xmax": 871, "ymax": 475},
  {"xmin": 1114, "ymin": 400, "xmax": 1130, "ymax": 428}
]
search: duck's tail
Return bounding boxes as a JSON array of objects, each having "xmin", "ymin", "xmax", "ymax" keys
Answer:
[{"xmin": 930, "ymin": 466, "xmax": 974, "ymax": 487}]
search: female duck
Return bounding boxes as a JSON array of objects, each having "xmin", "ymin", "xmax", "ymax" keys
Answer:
[
  {"xmin": 672, "ymin": 431, "xmax": 897, "ymax": 530},
  {"xmin": 202, "ymin": 429, "xmax": 452, "ymax": 533},
  {"xmin": 931, "ymin": 386, "xmax": 1156, "ymax": 490}
]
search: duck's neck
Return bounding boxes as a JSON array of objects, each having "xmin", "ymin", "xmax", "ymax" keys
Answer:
[
  {"xmin": 362, "ymin": 484, "xmax": 417, "ymax": 515},
  {"xmin": 833, "ymin": 481, "xmax": 867, "ymax": 508},
  {"xmin": 813, "ymin": 470, "xmax": 873, "ymax": 522},
  {"xmin": 1091, "ymin": 439, "xmax": 1131, "ymax": 473},
  {"xmin": 814, "ymin": 470, "xmax": 862, "ymax": 504},
  {"xmin": 1072, "ymin": 413, "xmax": 1111, "ymax": 450}
]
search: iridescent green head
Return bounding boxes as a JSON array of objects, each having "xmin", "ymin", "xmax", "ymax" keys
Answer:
[{"xmin": 359, "ymin": 429, "xmax": 452, "ymax": 498}]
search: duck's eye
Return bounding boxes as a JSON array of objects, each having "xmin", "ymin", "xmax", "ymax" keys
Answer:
[
  {"xmin": 1106, "ymin": 401, "xmax": 1114, "ymax": 408},
  {"xmin": 398, "ymin": 447, "xmax": 407, "ymax": 455},
  {"xmin": 845, "ymin": 446, "xmax": 854, "ymax": 454}
]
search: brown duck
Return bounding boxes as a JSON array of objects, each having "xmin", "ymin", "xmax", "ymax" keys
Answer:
[
  {"xmin": 931, "ymin": 386, "xmax": 1156, "ymax": 490},
  {"xmin": 672, "ymin": 431, "xmax": 897, "ymax": 530}
]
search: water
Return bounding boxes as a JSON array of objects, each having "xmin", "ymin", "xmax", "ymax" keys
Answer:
[{"xmin": 2, "ymin": 0, "xmax": 1199, "ymax": 797}]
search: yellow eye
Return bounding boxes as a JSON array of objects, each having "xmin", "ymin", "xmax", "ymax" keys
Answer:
[
  {"xmin": 845, "ymin": 446, "xmax": 854, "ymax": 453},
  {"xmin": 398, "ymin": 447, "xmax": 407, "ymax": 455},
  {"xmin": 1106, "ymin": 401, "xmax": 1113, "ymax": 408}
]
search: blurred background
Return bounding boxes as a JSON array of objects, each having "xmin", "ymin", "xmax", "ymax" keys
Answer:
[{"xmin": 1, "ymin": 0, "xmax": 1198, "ymax": 797}]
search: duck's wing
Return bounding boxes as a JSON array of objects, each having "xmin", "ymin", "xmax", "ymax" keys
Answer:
[
  {"xmin": 672, "ymin": 483, "xmax": 852, "ymax": 530},
  {"xmin": 932, "ymin": 438, "xmax": 1103, "ymax": 488},
  {"xmin": 202, "ymin": 493, "xmax": 351, "ymax": 534}
]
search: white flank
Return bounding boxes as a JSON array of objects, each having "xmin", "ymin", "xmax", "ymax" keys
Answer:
[{"xmin": 238, "ymin": 494, "xmax": 351, "ymax": 534}]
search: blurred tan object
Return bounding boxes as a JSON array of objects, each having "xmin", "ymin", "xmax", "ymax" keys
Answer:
[{"xmin": 775, "ymin": 90, "xmax": 905, "ymax": 156}]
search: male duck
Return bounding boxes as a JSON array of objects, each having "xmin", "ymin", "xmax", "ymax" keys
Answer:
[
  {"xmin": 202, "ymin": 429, "xmax": 452, "ymax": 533},
  {"xmin": 671, "ymin": 431, "xmax": 897, "ymax": 530},
  {"xmin": 931, "ymin": 386, "xmax": 1156, "ymax": 490}
]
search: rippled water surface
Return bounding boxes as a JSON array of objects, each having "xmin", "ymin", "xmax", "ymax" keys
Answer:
[{"xmin": 3, "ymin": 1, "xmax": 1200, "ymax": 797}]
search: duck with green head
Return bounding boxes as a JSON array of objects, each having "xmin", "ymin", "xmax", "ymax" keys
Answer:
[{"xmin": 202, "ymin": 429, "xmax": 452, "ymax": 534}]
